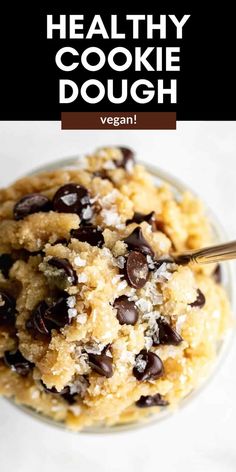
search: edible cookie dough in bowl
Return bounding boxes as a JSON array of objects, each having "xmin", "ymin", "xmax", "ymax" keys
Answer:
[{"xmin": 0, "ymin": 147, "xmax": 233, "ymax": 433}]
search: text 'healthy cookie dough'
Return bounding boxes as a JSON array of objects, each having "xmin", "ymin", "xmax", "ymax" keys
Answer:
[{"xmin": 0, "ymin": 147, "xmax": 231, "ymax": 430}]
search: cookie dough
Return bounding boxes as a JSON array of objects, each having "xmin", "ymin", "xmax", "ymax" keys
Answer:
[{"xmin": 0, "ymin": 147, "xmax": 231, "ymax": 430}]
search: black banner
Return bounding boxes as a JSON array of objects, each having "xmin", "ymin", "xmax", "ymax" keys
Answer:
[{"xmin": 0, "ymin": 5, "xmax": 235, "ymax": 120}]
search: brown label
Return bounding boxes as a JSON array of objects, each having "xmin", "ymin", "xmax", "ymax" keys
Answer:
[{"xmin": 61, "ymin": 112, "xmax": 176, "ymax": 130}]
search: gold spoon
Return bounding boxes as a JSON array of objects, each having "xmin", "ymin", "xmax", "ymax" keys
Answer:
[{"xmin": 172, "ymin": 241, "xmax": 236, "ymax": 265}]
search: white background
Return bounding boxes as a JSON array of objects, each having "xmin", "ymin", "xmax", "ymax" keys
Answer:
[{"xmin": 0, "ymin": 121, "xmax": 235, "ymax": 472}]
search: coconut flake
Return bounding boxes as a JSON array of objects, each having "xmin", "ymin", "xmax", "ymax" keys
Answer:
[
  {"xmin": 69, "ymin": 376, "xmax": 89, "ymax": 396},
  {"xmin": 135, "ymin": 298, "xmax": 153, "ymax": 313},
  {"xmin": 117, "ymin": 280, "xmax": 128, "ymax": 291},
  {"xmin": 77, "ymin": 313, "xmax": 88, "ymax": 325},
  {"xmin": 113, "ymin": 256, "xmax": 126, "ymax": 269},
  {"xmin": 142, "ymin": 281, "xmax": 163, "ymax": 305},
  {"xmin": 112, "ymin": 275, "xmax": 122, "ymax": 285}
]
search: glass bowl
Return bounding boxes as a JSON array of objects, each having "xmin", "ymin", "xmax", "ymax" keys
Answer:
[{"xmin": 3, "ymin": 156, "xmax": 235, "ymax": 433}]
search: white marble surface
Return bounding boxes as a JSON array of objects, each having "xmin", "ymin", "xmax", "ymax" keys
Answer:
[{"xmin": 0, "ymin": 121, "xmax": 235, "ymax": 472}]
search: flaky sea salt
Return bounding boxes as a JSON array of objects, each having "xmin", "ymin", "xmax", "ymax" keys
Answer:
[
  {"xmin": 101, "ymin": 208, "xmax": 123, "ymax": 228},
  {"xmin": 74, "ymin": 256, "xmax": 86, "ymax": 267},
  {"xmin": 67, "ymin": 296, "xmax": 76, "ymax": 308},
  {"xmin": 81, "ymin": 206, "xmax": 93, "ymax": 221},
  {"xmin": 61, "ymin": 194, "xmax": 77, "ymax": 206},
  {"xmin": 77, "ymin": 313, "xmax": 88, "ymax": 324},
  {"xmin": 77, "ymin": 273, "xmax": 88, "ymax": 283},
  {"xmin": 135, "ymin": 355, "xmax": 147, "ymax": 373},
  {"xmin": 68, "ymin": 308, "xmax": 77, "ymax": 319}
]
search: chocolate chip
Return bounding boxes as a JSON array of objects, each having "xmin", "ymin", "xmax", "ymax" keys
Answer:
[
  {"xmin": 48, "ymin": 257, "xmax": 78, "ymax": 285},
  {"xmin": 136, "ymin": 393, "xmax": 169, "ymax": 408},
  {"xmin": 113, "ymin": 296, "xmax": 138, "ymax": 325},
  {"xmin": 190, "ymin": 289, "xmax": 206, "ymax": 308},
  {"xmin": 123, "ymin": 227, "xmax": 154, "ymax": 257},
  {"xmin": 126, "ymin": 211, "xmax": 156, "ymax": 231},
  {"xmin": 44, "ymin": 293, "xmax": 71, "ymax": 329},
  {"xmin": 133, "ymin": 350, "xmax": 164, "ymax": 381},
  {"xmin": 116, "ymin": 147, "xmax": 135, "ymax": 169},
  {"xmin": 102, "ymin": 343, "xmax": 112, "ymax": 355},
  {"xmin": 15, "ymin": 249, "xmax": 44, "ymax": 262},
  {"xmin": 124, "ymin": 251, "xmax": 149, "ymax": 289},
  {"xmin": 88, "ymin": 353, "xmax": 113, "ymax": 378},
  {"xmin": 0, "ymin": 254, "xmax": 14, "ymax": 278},
  {"xmin": 213, "ymin": 264, "xmax": 222, "ymax": 284},
  {"xmin": 52, "ymin": 183, "xmax": 92, "ymax": 221},
  {"xmin": 155, "ymin": 220, "xmax": 166, "ymax": 233},
  {"xmin": 26, "ymin": 293, "xmax": 72, "ymax": 337},
  {"xmin": 70, "ymin": 226, "xmax": 104, "ymax": 248},
  {"xmin": 93, "ymin": 170, "xmax": 112, "ymax": 181},
  {"xmin": 152, "ymin": 318, "xmax": 183, "ymax": 346},
  {"xmin": 4, "ymin": 349, "xmax": 33, "ymax": 376},
  {"xmin": 61, "ymin": 391, "xmax": 78, "ymax": 405},
  {"xmin": 51, "ymin": 238, "xmax": 68, "ymax": 246},
  {"xmin": 40, "ymin": 380, "xmax": 70, "ymax": 396},
  {"xmin": 26, "ymin": 301, "xmax": 52, "ymax": 337},
  {"xmin": 13, "ymin": 193, "xmax": 51, "ymax": 220},
  {"xmin": 0, "ymin": 290, "xmax": 16, "ymax": 327},
  {"xmin": 40, "ymin": 381, "xmax": 77, "ymax": 404}
]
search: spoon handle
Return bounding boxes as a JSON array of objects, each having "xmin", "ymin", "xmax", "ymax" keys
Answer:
[{"xmin": 173, "ymin": 241, "xmax": 236, "ymax": 265}]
